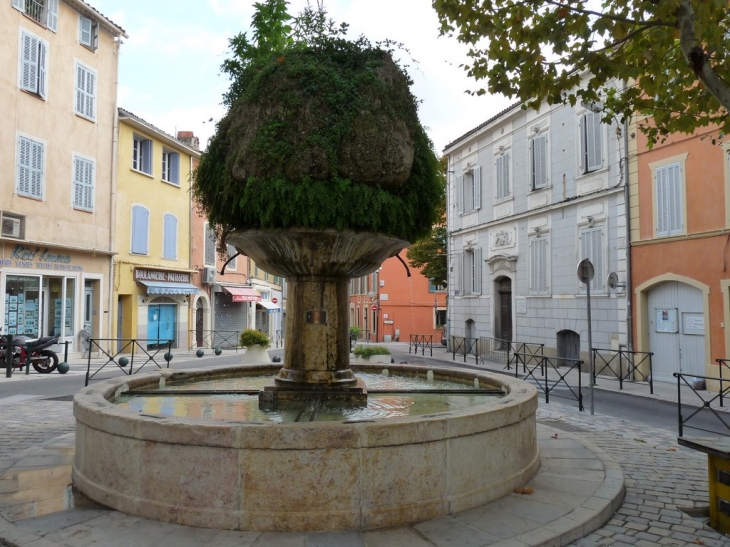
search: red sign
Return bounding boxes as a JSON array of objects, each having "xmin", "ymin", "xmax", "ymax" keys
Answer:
[
  {"xmin": 272, "ymin": 297, "xmax": 278, "ymax": 304},
  {"xmin": 371, "ymin": 304, "xmax": 378, "ymax": 311}
]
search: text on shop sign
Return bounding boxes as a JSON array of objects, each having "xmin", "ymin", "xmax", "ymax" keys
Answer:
[
  {"xmin": 0, "ymin": 245, "xmax": 83, "ymax": 271},
  {"xmin": 135, "ymin": 269, "xmax": 191, "ymax": 283}
]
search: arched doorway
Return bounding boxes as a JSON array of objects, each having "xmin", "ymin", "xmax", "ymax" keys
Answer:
[
  {"xmin": 557, "ymin": 330, "xmax": 580, "ymax": 366},
  {"xmin": 465, "ymin": 318, "xmax": 475, "ymax": 340},
  {"xmin": 495, "ymin": 277, "xmax": 512, "ymax": 345},
  {"xmin": 195, "ymin": 300, "xmax": 204, "ymax": 348},
  {"xmin": 647, "ymin": 281, "xmax": 705, "ymax": 382}
]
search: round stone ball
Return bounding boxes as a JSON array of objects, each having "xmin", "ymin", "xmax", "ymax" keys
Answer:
[
  {"xmin": 164, "ymin": 352, "xmax": 174, "ymax": 362},
  {"xmin": 214, "ymin": 347, "xmax": 222, "ymax": 356},
  {"xmin": 57, "ymin": 362, "xmax": 69, "ymax": 374},
  {"xmin": 196, "ymin": 349, "xmax": 205, "ymax": 358},
  {"xmin": 118, "ymin": 356, "xmax": 129, "ymax": 367}
]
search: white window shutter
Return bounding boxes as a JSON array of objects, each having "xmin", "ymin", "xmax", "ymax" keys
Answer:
[
  {"xmin": 585, "ymin": 112, "xmax": 602, "ymax": 171},
  {"xmin": 47, "ymin": 0, "xmax": 59, "ymax": 32},
  {"xmin": 38, "ymin": 41, "xmax": 47, "ymax": 98},
  {"xmin": 474, "ymin": 247, "xmax": 482, "ymax": 294},
  {"xmin": 75, "ymin": 65, "xmax": 85, "ymax": 114},
  {"xmin": 455, "ymin": 175, "xmax": 463, "ymax": 214},
  {"xmin": 86, "ymin": 70, "xmax": 96, "ymax": 118},
  {"xmin": 495, "ymin": 156, "xmax": 503, "ymax": 199},
  {"xmin": 20, "ymin": 33, "xmax": 38, "ymax": 93},
  {"xmin": 503, "ymin": 153, "xmax": 510, "ymax": 198},
  {"xmin": 656, "ymin": 166, "xmax": 669, "ymax": 236},
  {"xmin": 669, "ymin": 164, "xmax": 682, "ymax": 235},
  {"xmin": 80, "ymin": 17, "xmax": 92, "ymax": 45},
  {"xmin": 73, "ymin": 157, "xmax": 83, "ymax": 207},
  {"xmin": 12, "ymin": 0, "xmax": 23, "ymax": 11},
  {"xmin": 473, "ymin": 166, "xmax": 481, "ymax": 210},
  {"xmin": 30, "ymin": 140, "xmax": 43, "ymax": 198},
  {"xmin": 578, "ymin": 115, "xmax": 586, "ymax": 173},
  {"xmin": 532, "ymin": 134, "xmax": 547, "ymax": 189},
  {"xmin": 84, "ymin": 160, "xmax": 94, "ymax": 210},
  {"xmin": 17, "ymin": 137, "xmax": 31, "ymax": 195}
]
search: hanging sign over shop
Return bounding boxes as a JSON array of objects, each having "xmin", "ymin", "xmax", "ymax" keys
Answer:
[
  {"xmin": 0, "ymin": 244, "xmax": 82, "ymax": 271},
  {"xmin": 134, "ymin": 268, "xmax": 191, "ymax": 284}
]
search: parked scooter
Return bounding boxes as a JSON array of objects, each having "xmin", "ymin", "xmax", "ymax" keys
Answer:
[{"xmin": 0, "ymin": 334, "xmax": 60, "ymax": 373}]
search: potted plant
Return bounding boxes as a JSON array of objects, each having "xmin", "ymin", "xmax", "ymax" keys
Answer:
[
  {"xmin": 352, "ymin": 345, "xmax": 392, "ymax": 364},
  {"xmin": 239, "ymin": 329, "xmax": 271, "ymax": 364}
]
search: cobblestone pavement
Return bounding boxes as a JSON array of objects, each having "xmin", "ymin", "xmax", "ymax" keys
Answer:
[{"xmin": 1, "ymin": 392, "xmax": 729, "ymax": 546}]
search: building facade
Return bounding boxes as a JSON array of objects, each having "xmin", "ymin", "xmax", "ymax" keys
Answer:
[
  {"xmin": 111, "ymin": 109, "xmax": 199, "ymax": 350},
  {"xmin": 349, "ymin": 255, "xmax": 447, "ymax": 345},
  {"xmin": 630, "ymin": 121, "xmax": 729, "ymax": 383},
  {"xmin": 444, "ymin": 88, "xmax": 629, "ymax": 362},
  {"xmin": 0, "ymin": 0, "xmax": 125, "ymax": 354}
]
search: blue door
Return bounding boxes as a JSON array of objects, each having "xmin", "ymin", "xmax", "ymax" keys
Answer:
[{"xmin": 147, "ymin": 304, "xmax": 176, "ymax": 348}]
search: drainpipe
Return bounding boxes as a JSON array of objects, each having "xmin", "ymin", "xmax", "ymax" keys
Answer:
[
  {"xmin": 108, "ymin": 36, "xmax": 122, "ymax": 344},
  {"xmin": 622, "ymin": 81, "xmax": 634, "ymax": 352},
  {"xmin": 189, "ymin": 154, "xmax": 194, "ymax": 347}
]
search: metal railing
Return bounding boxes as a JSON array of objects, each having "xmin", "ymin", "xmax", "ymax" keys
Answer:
[
  {"xmin": 674, "ymin": 372, "xmax": 730, "ymax": 437},
  {"xmin": 409, "ymin": 334, "xmax": 433, "ymax": 356},
  {"xmin": 507, "ymin": 342, "xmax": 545, "ymax": 373},
  {"xmin": 478, "ymin": 336, "xmax": 511, "ymax": 366},
  {"xmin": 189, "ymin": 330, "xmax": 241, "ymax": 351},
  {"xmin": 85, "ymin": 338, "xmax": 172, "ymax": 386},
  {"xmin": 451, "ymin": 336, "xmax": 479, "ymax": 364},
  {"xmin": 592, "ymin": 348, "xmax": 654, "ymax": 394},
  {"xmin": 516, "ymin": 353, "xmax": 584, "ymax": 411},
  {"xmin": 24, "ymin": 0, "xmax": 44, "ymax": 24},
  {"xmin": 716, "ymin": 359, "xmax": 730, "ymax": 407}
]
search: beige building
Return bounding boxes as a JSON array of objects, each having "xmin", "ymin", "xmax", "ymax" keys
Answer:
[{"xmin": 0, "ymin": 0, "xmax": 126, "ymax": 354}]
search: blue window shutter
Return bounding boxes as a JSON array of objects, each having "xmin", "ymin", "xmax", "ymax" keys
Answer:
[
  {"xmin": 142, "ymin": 141, "xmax": 152, "ymax": 174},
  {"xmin": 163, "ymin": 215, "xmax": 177, "ymax": 259},
  {"xmin": 132, "ymin": 206, "xmax": 149, "ymax": 254},
  {"xmin": 170, "ymin": 153, "xmax": 180, "ymax": 184}
]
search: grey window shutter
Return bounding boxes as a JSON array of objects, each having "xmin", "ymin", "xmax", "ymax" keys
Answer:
[
  {"xmin": 170, "ymin": 153, "xmax": 180, "ymax": 184},
  {"xmin": 656, "ymin": 166, "xmax": 670, "ymax": 236},
  {"xmin": 455, "ymin": 175, "xmax": 463, "ymax": 214},
  {"xmin": 453, "ymin": 251, "xmax": 462, "ymax": 297},
  {"xmin": 495, "ymin": 156, "xmax": 504, "ymax": 199},
  {"xmin": 38, "ymin": 41, "xmax": 47, "ymax": 98},
  {"xmin": 46, "ymin": 0, "xmax": 59, "ymax": 32},
  {"xmin": 668, "ymin": 164, "xmax": 682, "ymax": 235},
  {"xmin": 503, "ymin": 153, "xmax": 510, "ymax": 197},
  {"xmin": 529, "ymin": 238, "xmax": 537, "ymax": 294},
  {"xmin": 578, "ymin": 115, "xmax": 586, "ymax": 174},
  {"xmin": 532, "ymin": 134, "xmax": 547, "ymax": 189},
  {"xmin": 12, "ymin": 0, "xmax": 23, "ymax": 11},
  {"xmin": 585, "ymin": 112, "xmax": 602, "ymax": 172},
  {"xmin": 539, "ymin": 237, "xmax": 548, "ymax": 294},
  {"xmin": 30, "ymin": 139, "xmax": 43, "ymax": 198},
  {"xmin": 474, "ymin": 247, "xmax": 482, "ymax": 294},
  {"xmin": 473, "ymin": 166, "xmax": 481, "ymax": 210}
]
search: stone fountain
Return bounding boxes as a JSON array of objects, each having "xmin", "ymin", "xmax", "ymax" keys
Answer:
[{"xmin": 72, "ymin": 35, "xmax": 539, "ymax": 532}]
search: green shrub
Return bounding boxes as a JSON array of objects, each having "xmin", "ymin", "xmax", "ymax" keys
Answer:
[
  {"xmin": 349, "ymin": 326, "xmax": 362, "ymax": 339},
  {"xmin": 240, "ymin": 329, "xmax": 271, "ymax": 348},
  {"xmin": 353, "ymin": 345, "xmax": 391, "ymax": 360}
]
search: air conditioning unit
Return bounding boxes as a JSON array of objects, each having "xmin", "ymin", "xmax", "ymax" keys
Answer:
[
  {"xmin": 202, "ymin": 266, "xmax": 217, "ymax": 285},
  {"xmin": 0, "ymin": 212, "xmax": 23, "ymax": 239}
]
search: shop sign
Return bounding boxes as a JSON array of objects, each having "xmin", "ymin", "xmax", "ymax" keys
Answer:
[
  {"xmin": 135, "ymin": 268, "xmax": 191, "ymax": 283},
  {"xmin": 0, "ymin": 244, "xmax": 83, "ymax": 271}
]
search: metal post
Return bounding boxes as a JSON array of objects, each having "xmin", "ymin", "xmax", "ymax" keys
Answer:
[
  {"xmin": 64, "ymin": 340, "xmax": 69, "ymax": 363},
  {"xmin": 5, "ymin": 334, "xmax": 12, "ymax": 378},
  {"xmin": 586, "ymin": 273, "xmax": 595, "ymax": 416},
  {"xmin": 720, "ymin": 360, "xmax": 724, "ymax": 408},
  {"xmin": 676, "ymin": 373, "xmax": 683, "ymax": 437},
  {"xmin": 618, "ymin": 350, "xmax": 623, "ymax": 390}
]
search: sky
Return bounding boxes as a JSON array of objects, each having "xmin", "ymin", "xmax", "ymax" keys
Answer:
[{"xmin": 89, "ymin": 0, "xmax": 513, "ymax": 154}]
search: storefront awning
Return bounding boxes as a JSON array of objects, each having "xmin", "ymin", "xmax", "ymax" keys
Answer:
[
  {"xmin": 140, "ymin": 281, "xmax": 199, "ymax": 295},
  {"xmin": 256, "ymin": 300, "xmax": 281, "ymax": 313},
  {"xmin": 223, "ymin": 287, "xmax": 261, "ymax": 302}
]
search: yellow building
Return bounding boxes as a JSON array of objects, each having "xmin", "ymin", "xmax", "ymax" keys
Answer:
[
  {"xmin": 0, "ymin": 0, "xmax": 126, "ymax": 355},
  {"xmin": 113, "ymin": 109, "xmax": 200, "ymax": 350}
]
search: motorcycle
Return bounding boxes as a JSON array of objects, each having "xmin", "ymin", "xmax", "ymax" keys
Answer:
[{"xmin": 0, "ymin": 334, "xmax": 60, "ymax": 373}]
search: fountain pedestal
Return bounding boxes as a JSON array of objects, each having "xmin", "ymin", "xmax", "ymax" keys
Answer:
[{"xmin": 227, "ymin": 228, "xmax": 408, "ymax": 395}]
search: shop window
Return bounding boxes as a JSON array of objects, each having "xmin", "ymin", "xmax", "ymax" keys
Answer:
[{"xmin": 4, "ymin": 275, "xmax": 40, "ymax": 337}]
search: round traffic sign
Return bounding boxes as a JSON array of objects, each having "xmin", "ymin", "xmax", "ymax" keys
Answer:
[
  {"xmin": 577, "ymin": 259, "xmax": 594, "ymax": 284},
  {"xmin": 272, "ymin": 297, "xmax": 278, "ymax": 304},
  {"xmin": 371, "ymin": 304, "xmax": 378, "ymax": 311}
]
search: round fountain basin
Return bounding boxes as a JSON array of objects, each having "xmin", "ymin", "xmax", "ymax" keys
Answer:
[{"xmin": 73, "ymin": 364, "xmax": 539, "ymax": 532}]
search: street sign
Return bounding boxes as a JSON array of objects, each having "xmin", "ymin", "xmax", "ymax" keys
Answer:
[
  {"xmin": 272, "ymin": 297, "xmax": 278, "ymax": 304},
  {"xmin": 577, "ymin": 259, "xmax": 594, "ymax": 284},
  {"xmin": 371, "ymin": 304, "xmax": 378, "ymax": 311}
]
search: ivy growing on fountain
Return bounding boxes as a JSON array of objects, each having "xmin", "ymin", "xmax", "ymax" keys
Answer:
[{"xmin": 193, "ymin": 1, "xmax": 441, "ymax": 247}]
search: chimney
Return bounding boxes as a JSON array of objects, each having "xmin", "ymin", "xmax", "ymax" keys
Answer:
[{"xmin": 177, "ymin": 131, "xmax": 199, "ymax": 151}]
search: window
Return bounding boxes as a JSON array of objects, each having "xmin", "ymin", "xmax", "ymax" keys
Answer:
[
  {"xmin": 17, "ymin": 135, "xmax": 44, "ymax": 199},
  {"xmin": 12, "ymin": 0, "xmax": 58, "ymax": 31},
  {"xmin": 163, "ymin": 214, "xmax": 177, "ymax": 259},
  {"xmin": 79, "ymin": 15, "xmax": 98, "ymax": 50},
  {"xmin": 428, "ymin": 280, "xmax": 446, "ymax": 292},
  {"xmin": 530, "ymin": 133, "xmax": 548, "ymax": 190},
  {"xmin": 579, "ymin": 226, "xmax": 604, "ymax": 293},
  {"xmin": 132, "ymin": 136, "xmax": 152, "ymax": 174},
  {"xmin": 226, "ymin": 244, "xmax": 237, "ymax": 271},
  {"xmin": 131, "ymin": 205, "xmax": 149, "ymax": 255},
  {"xmin": 529, "ymin": 236, "xmax": 549, "ymax": 295},
  {"xmin": 495, "ymin": 152, "xmax": 511, "ymax": 200},
  {"xmin": 204, "ymin": 223, "xmax": 216, "ymax": 265},
  {"xmin": 456, "ymin": 166, "xmax": 481, "ymax": 214},
  {"xmin": 579, "ymin": 110, "xmax": 603, "ymax": 174},
  {"xmin": 655, "ymin": 162, "xmax": 683, "ymax": 237},
  {"xmin": 75, "ymin": 63, "xmax": 96, "ymax": 121},
  {"xmin": 161, "ymin": 150, "xmax": 180, "ymax": 185},
  {"xmin": 72, "ymin": 155, "xmax": 95, "ymax": 211},
  {"xmin": 461, "ymin": 247, "xmax": 482, "ymax": 296},
  {"xmin": 435, "ymin": 309, "xmax": 447, "ymax": 328},
  {"xmin": 19, "ymin": 30, "xmax": 48, "ymax": 99}
]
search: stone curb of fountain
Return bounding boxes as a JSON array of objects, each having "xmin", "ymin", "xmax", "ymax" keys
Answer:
[{"xmin": 0, "ymin": 425, "xmax": 625, "ymax": 547}]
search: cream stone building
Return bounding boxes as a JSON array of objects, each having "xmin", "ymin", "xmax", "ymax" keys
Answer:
[{"xmin": 0, "ymin": 0, "xmax": 125, "ymax": 354}]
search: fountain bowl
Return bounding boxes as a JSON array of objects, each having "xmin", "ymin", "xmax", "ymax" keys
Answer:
[{"xmin": 72, "ymin": 363, "xmax": 539, "ymax": 532}]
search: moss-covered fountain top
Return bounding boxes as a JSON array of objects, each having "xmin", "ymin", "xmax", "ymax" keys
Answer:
[{"xmin": 193, "ymin": 35, "xmax": 442, "ymax": 388}]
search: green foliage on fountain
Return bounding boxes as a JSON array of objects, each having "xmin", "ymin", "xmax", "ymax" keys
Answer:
[
  {"xmin": 353, "ymin": 345, "xmax": 391, "ymax": 360},
  {"xmin": 193, "ymin": 5, "xmax": 441, "ymax": 244},
  {"xmin": 240, "ymin": 328, "xmax": 271, "ymax": 348}
]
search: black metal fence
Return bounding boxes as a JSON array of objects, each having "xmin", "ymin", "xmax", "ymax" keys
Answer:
[
  {"xmin": 516, "ymin": 353, "xmax": 584, "ymax": 411},
  {"xmin": 409, "ymin": 334, "xmax": 433, "ymax": 356},
  {"xmin": 85, "ymin": 338, "xmax": 172, "ymax": 386},
  {"xmin": 716, "ymin": 359, "xmax": 730, "ymax": 407},
  {"xmin": 674, "ymin": 372, "xmax": 730, "ymax": 437},
  {"xmin": 189, "ymin": 330, "xmax": 241, "ymax": 351},
  {"xmin": 451, "ymin": 336, "xmax": 479, "ymax": 364},
  {"xmin": 507, "ymin": 342, "xmax": 545, "ymax": 373},
  {"xmin": 478, "ymin": 336, "xmax": 510, "ymax": 366},
  {"xmin": 593, "ymin": 348, "xmax": 654, "ymax": 394}
]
